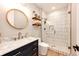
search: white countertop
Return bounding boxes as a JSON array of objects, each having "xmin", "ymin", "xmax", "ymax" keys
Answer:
[{"xmin": 0, "ymin": 37, "xmax": 38, "ymax": 56}]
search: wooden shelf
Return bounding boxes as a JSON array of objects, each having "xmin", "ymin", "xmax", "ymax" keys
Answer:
[
  {"xmin": 32, "ymin": 17, "xmax": 41, "ymax": 21},
  {"xmin": 32, "ymin": 12, "xmax": 41, "ymax": 27},
  {"xmin": 32, "ymin": 23, "xmax": 41, "ymax": 26}
]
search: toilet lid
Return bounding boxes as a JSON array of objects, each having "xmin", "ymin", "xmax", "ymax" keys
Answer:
[{"xmin": 39, "ymin": 42, "xmax": 49, "ymax": 47}]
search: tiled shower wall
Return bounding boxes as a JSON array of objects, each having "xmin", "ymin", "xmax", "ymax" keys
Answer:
[{"xmin": 42, "ymin": 9, "xmax": 70, "ymax": 53}]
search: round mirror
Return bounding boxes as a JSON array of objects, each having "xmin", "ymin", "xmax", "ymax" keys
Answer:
[{"xmin": 6, "ymin": 9, "xmax": 28, "ymax": 29}]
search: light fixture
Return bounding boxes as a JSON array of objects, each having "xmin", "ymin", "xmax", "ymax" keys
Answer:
[{"xmin": 52, "ymin": 6, "xmax": 56, "ymax": 10}]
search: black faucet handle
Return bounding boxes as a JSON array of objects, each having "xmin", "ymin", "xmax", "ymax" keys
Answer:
[{"xmin": 73, "ymin": 44, "xmax": 79, "ymax": 51}]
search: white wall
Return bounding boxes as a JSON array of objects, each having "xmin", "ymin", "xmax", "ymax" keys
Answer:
[{"xmin": 0, "ymin": 3, "xmax": 45, "ymax": 41}]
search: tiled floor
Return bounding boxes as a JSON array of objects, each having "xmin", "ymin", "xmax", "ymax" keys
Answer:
[{"xmin": 47, "ymin": 49, "xmax": 64, "ymax": 56}]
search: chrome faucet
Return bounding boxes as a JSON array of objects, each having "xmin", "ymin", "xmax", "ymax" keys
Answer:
[
  {"xmin": 24, "ymin": 33, "xmax": 27, "ymax": 38},
  {"xmin": 18, "ymin": 32, "xmax": 22, "ymax": 39},
  {"xmin": 16, "ymin": 32, "xmax": 28, "ymax": 40}
]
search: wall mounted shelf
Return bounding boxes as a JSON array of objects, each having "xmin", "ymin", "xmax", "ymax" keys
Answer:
[
  {"xmin": 32, "ymin": 17, "xmax": 41, "ymax": 21},
  {"xmin": 32, "ymin": 23, "xmax": 41, "ymax": 26},
  {"xmin": 32, "ymin": 11, "xmax": 41, "ymax": 27}
]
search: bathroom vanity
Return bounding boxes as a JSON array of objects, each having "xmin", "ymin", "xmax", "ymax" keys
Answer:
[{"xmin": 0, "ymin": 37, "xmax": 38, "ymax": 56}]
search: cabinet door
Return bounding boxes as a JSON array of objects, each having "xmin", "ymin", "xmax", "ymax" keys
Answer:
[
  {"xmin": 22, "ymin": 46, "xmax": 33, "ymax": 56},
  {"xmin": 22, "ymin": 40, "xmax": 38, "ymax": 56}
]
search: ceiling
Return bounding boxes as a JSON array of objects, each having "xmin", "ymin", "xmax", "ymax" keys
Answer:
[{"xmin": 35, "ymin": 3, "xmax": 68, "ymax": 14}]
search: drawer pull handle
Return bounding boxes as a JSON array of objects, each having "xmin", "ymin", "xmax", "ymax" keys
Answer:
[
  {"xmin": 14, "ymin": 52, "xmax": 22, "ymax": 56},
  {"xmin": 33, "ymin": 48, "xmax": 37, "ymax": 51}
]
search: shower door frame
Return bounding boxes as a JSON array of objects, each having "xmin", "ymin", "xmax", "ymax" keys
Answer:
[{"xmin": 70, "ymin": 3, "xmax": 77, "ymax": 56}]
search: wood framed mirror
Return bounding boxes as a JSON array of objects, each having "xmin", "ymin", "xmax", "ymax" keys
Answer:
[{"xmin": 6, "ymin": 9, "xmax": 28, "ymax": 29}]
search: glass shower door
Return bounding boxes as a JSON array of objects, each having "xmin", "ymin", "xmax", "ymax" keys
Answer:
[{"xmin": 41, "ymin": 6, "xmax": 71, "ymax": 55}]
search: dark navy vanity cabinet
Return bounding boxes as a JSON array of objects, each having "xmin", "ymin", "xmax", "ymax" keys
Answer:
[{"xmin": 3, "ymin": 40, "xmax": 38, "ymax": 56}]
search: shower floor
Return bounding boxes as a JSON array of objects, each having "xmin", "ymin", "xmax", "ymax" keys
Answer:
[{"xmin": 47, "ymin": 49, "xmax": 65, "ymax": 56}]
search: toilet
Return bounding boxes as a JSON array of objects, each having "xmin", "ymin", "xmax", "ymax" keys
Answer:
[{"xmin": 37, "ymin": 38, "xmax": 49, "ymax": 56}]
